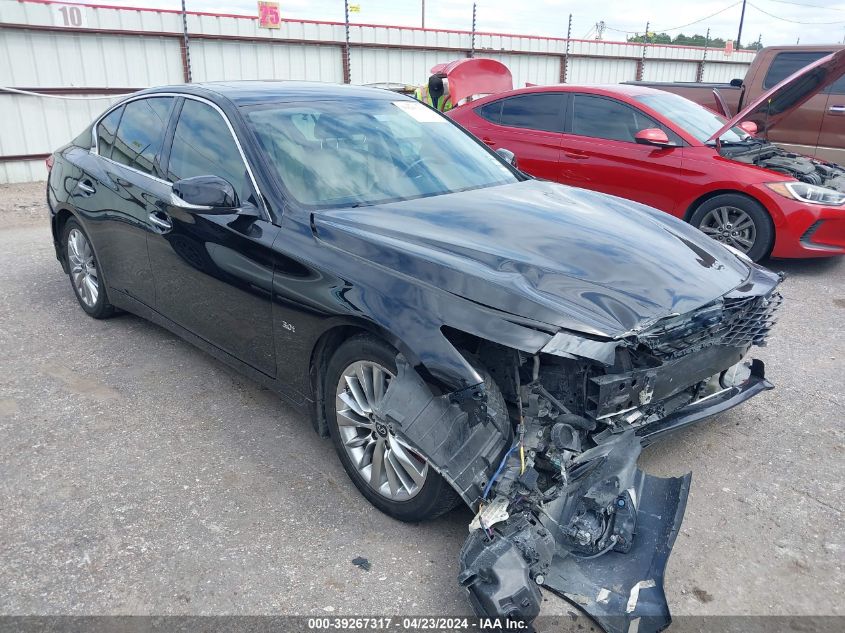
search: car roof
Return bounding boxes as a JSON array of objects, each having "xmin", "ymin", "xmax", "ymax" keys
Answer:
[
  {"xmin": 481, "ymin": 83, "xmax": 668, "ymax": 99},
  {"xmin": 137, "ymin": 80, "xmax": 407, "ymax": 106}
]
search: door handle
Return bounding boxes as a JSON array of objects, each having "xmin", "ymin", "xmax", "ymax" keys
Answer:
[
  {"xmin": 563, "ymin": 151, "xmax": 589, "ymax": 160},
  {"xmin": 76, "ymin": 179, "xmax": 95, "ymax": 195},
  {"xmin": 149, "ymin": 211, "xmax": 173, "ymax": 232},
  {"xmin": 828, "ymin": 105, "xmax": 845, "ymax": 115}
]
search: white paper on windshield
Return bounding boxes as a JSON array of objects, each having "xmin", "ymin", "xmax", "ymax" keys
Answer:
[{"xmin": 392, "ymin": 100, "xmax": 447, "ymax": 122}]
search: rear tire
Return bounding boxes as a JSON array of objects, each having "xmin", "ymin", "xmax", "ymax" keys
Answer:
[
  {"xmin": 689, "ymin": 194, "xmax": 773, "ymax": 262},
  {"xmin": 62, "ymin": 218, "xmax": 115, "ymax": 319}
]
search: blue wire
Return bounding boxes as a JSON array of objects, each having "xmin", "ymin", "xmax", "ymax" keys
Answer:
[{"xmin": 482, "ymin": 443, "xmax": 518, "ymax": 500}]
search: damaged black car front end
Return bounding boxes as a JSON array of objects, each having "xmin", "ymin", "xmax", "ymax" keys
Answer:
[{"xmin": 331, "ymin": 183, "xmax": 784, "ymax": 631}]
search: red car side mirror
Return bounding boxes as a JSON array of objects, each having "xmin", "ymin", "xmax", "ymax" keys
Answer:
[
  {"xmin": 634, "ymin": 128, "xmax": 673, "ymax": 147},
  {"xmin": 739, "ymin": 121, "xmax": 758, "ymax": 135}
]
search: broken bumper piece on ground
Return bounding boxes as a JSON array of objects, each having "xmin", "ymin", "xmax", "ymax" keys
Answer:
[{"xmin": 458, "ymin": 432, "xmax": 689, "ymax": 633}]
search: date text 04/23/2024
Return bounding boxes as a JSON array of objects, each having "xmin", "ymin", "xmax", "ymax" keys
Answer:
[{"xmin": 306, "ymin": 617, "xmax": 528, "ymax": 630}]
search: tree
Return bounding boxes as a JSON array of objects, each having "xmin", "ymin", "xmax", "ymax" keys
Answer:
[{"xmin": 626, "ymin": 32, "xmax": 732, "ymax": 48}]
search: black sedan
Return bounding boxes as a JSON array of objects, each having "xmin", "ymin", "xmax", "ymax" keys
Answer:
[{"xmin": 47, "ymin": 81, "xmax": 781, "ymax": 632}]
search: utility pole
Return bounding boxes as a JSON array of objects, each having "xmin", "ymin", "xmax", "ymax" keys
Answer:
[
  {"xmin": 736, "ymin": 0, "xmax": 747, "ymax": 49},
  {"xmin": 561, "ymin": 13, "xmax": 572, "ymax": 84},
  {"xmin": 343, "ymin": 0, "xmax": 351, "ymax": 84},
  {"xmin": 180, "ymin": 0, "xmax": 192, "ymax": 82},
  {"xmin": 595, "ymin": 20, "xmax": 605, "ymax": 40},
  {"xmin": 637, "ymin": 20, "xmax": 649, "ymax": 81},
  {"xmin": 698, "ymin": 27, "xmax": 710, "ymax": 83},
  {"xmin": 470, "ymin": 3, "xmax": 477, "ymax": 58},
  {"xmin": 421, "ymin": 0, "xmax": 425, "ymax": 29}
]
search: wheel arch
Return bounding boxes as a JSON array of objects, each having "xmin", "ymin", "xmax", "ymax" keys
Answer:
[
  {"xmin": 682, "ymin": 188, "xmax": 773, "ymax": 223},
  {"xmin": 683, "ymin": 188, "xmax": 777, "ymax": 260},
  {"xmin": 308, "ymin": 319, "xmax": 422, "ymax": 438},
  {"xmin": 52, "ymin": 206, "xmax": 79, "ymax": 273}
]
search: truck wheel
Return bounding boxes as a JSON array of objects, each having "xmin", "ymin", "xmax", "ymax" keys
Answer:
[{"xmin": 690, "ymin": 194, "xmax": 773, "ymax": 262}]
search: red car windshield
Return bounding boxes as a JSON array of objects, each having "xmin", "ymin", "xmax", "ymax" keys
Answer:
[{"xmin": 635, "ymin": 92, "xmax": 749, "ymax": 144}]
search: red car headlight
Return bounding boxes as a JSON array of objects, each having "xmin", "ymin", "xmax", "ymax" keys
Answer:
[{"xmin": 765, "ymin": 181, "xmax": 845, "ymax": 206}]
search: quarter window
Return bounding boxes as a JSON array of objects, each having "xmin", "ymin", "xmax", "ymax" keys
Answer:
[
  {"xmin": 763, "ymin": 51, "xmax": 829, "ymax": 89},
  {"xmin": 110, "ymin": 97, "xmax": 174, "ymax": 176},
  {"xmin": 476, "ymin": 100, "xmax": 503, "ymax": 125},
  {"xmin": 571, "ymin": 94, "xmax": 669, "ymax": 143},
  {"xmin": 497, "ymin": 93, "xmax": 565, "ymax": 132},
  {"xmin": 96, "ymin": 106, "xmax": 123, "ymax": 159},
  {"xmin": 167, "ymin": 99, "xmax": 249, "ymax": 201}
]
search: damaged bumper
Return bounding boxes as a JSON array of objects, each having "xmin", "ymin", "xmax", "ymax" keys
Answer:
[
  {"xmin": 542, "ymin": 468, "xmax": 690, "ymax": 633},
  {"xmin": 457, "ymin": 431, "xmax": 690, "ymax": 633},
  {"xmin": 637, "ymin": 358, "xmax": 771, "ymax": 446},
  {"xmin": 373, "ymin": 273, "xmax": 780, "ymax": 632}
]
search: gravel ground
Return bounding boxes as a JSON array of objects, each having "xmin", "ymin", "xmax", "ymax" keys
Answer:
[{"xmin": 0, "ymin": 181, "xmax": 842, "ymax": 624}]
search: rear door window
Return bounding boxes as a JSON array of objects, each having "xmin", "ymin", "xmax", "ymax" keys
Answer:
[
  {"xmin": 497, "ymin": 93, "xmax": 566, "ymax": 132},
  {"xmin": 167, "ymin": 99, "xmax": 250, "ymax": 201},
  {"xmin": 96, "ymin": 106, "xmax": 123, "ymax": 159},
  {"xmin": 763, "ymin": 51, "xmax": 829, "ymax": 89},
  {"xmin": 110, "ymin": 97, "xmax": 174, "ymax": 177}
]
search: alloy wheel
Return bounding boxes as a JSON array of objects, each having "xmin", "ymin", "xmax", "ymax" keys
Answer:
[
  {"xmin": 698, "ymin": 206, "xmax": 757, "ymax": 253},
  {"xmin": 67, "ymin": 228, "xmax": 99, "ymax": 307},
  {"xmin": 335, "ymin": 361, "xmax": 429, "ymax": 501}
]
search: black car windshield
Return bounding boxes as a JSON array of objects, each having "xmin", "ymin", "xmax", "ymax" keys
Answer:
[
  {"xmin": 635, "ymin": 92, "xmax": 749, "ymax": 143},
  {"xmin": 244, "ymin": 98, "xmax": 518, "ymax": 208}
]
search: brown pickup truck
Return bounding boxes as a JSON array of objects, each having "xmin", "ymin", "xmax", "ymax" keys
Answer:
[{"xmin": 627, "ymin": 45, "xmax": 845, "ymax": 164}]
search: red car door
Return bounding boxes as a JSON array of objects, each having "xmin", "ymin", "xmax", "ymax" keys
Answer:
[
  {"xmin": 559, "ymin": 93, "xmax": 684, "ymax": 215},
  {"xmin": 469, "ymin": 92, "xmax": 566, "ymax": 181}
]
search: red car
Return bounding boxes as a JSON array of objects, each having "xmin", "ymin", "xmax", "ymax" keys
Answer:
[{"xmin": 448, "ymin": 50, "xmax": 845, "ymax": 261}]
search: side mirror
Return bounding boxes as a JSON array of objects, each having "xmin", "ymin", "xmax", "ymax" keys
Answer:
[
  {"xmin": 172, "ymin": 175, "xmax": 239, "ymax": 211},
  {"xmin": 730, "ymin": 78, "xmax": 743, "ymax": 87},
  {"xmin": 739, "ymin": 121, "xmax": 758, "ymax": 135},
  {"xmin": 495, "ymin": 147, "xmax": 518, "ymax": 168},
  {"xmin": 634, "ymin": 128, "xmax": 673, "ymax": 147}
]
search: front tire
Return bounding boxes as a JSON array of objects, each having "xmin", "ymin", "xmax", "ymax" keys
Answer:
[
  {"xmin": 690, "ymin": 194, "xmax": 774, "ymax": 262},
  {"xmin": 62, "ymin": 218, "xmax": 115, "ymax": 319},
  {"xmin": 324, "ymin": 335, "xmax": 463, "ymax": 522}
]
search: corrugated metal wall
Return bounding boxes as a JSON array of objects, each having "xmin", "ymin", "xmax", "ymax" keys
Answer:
[
  {"xmin": 0, "ymin": 30, "xmax": 184, "ymax": 87},
  {"xmin": 0, "ymin": 0, "xmax": 757, "ymax": 183},
  {"xmin": 191, "ymin": 40, "xmax": 343, "ymax": 83},
  {"xmin": 642, "ymin": 61, "xmax": 699, "ymax": 82},
  {"xmin": 702, "ymin": 61, "xmax": 752, "ymax": 83},
  {"xmin": 568, "ymin": 57, "xmax": 639, "ymax": 84}
]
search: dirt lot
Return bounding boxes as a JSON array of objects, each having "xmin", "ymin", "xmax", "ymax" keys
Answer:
[{"xmin": 0, "ymin": 181, "xmax": 842, "ymax": 623}]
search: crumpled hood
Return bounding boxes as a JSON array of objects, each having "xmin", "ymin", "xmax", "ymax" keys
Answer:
[{"xmin": 313, "ymin": 180, "xmax": 750, "ymax": 337}]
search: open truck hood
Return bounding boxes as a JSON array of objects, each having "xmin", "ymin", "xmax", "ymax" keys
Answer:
[
  {"xmin": 314, "ymin": 180, "xmax": 750, "ymax": 339},
  {"xmin": 709, "ymin": 48, "xmax": 845, "ymax": 142}
]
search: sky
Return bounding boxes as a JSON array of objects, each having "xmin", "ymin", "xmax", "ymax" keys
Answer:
[{"xmin": 97, "ymin": 0, "xmax": 845, "ymax": 46}]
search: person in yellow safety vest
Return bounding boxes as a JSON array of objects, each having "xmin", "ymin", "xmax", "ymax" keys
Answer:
[{"xmin": 414, "ymin": 74, "xmax": 452, "ymax": 112}]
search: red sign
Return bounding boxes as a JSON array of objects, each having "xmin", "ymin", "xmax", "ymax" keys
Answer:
[
  {"xmin": 725, "ymin": 40, "xmax": 734, "ymax": 56},
  {"xmin": 258, "ymin": 2, "xmax": 281, "ymax": 29}
]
